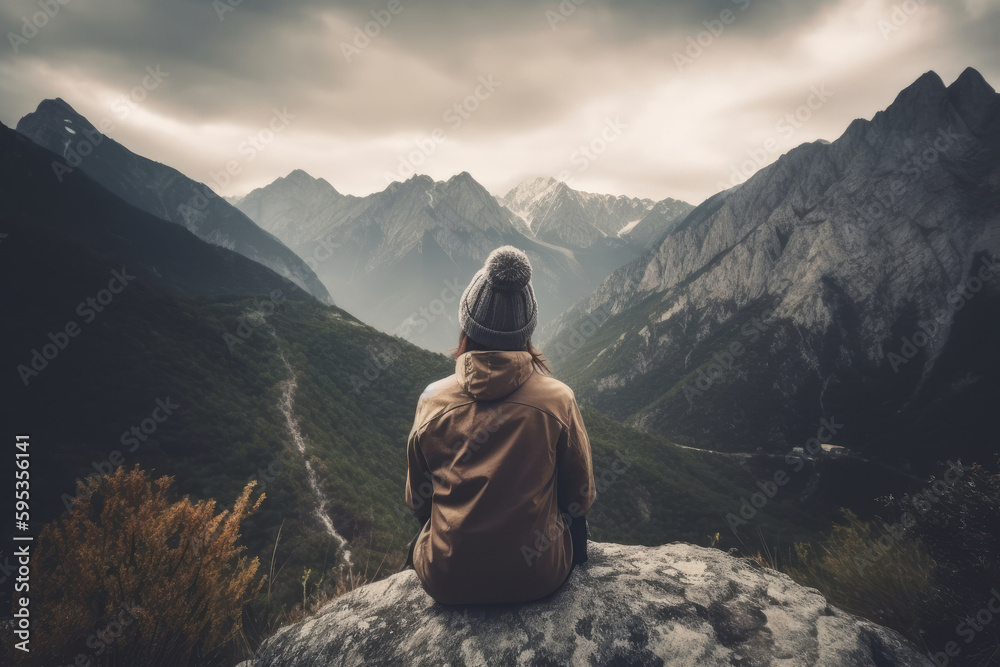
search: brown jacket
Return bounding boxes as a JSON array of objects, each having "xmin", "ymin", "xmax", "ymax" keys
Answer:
[{"xmin": 405, "ymin": 350, "xmax": 596, "ymax": 605}]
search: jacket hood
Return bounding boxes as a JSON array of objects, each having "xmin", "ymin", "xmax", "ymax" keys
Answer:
[{"xmin": 456, "ymin": 350, "xmax": 534, "ymax": 401}]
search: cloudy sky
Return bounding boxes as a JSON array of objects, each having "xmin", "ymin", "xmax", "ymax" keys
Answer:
[{"xmin": 2, "ymin": 0, "xmax": 999, "ymax": 204}]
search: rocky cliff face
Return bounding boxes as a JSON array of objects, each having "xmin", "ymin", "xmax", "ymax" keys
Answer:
[
  {"xmin": 543, "ymin": 68, "xmax": 1000, "ymax": 464},
  {"xmin": 623, "ymin": 196, "xmax": 699, "ymax": 250},
  {"xmin": 243, "ymin": 542, "xmax": 930, "ymax": 667}
]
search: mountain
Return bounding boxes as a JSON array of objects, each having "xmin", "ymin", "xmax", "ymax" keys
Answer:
[
  {"xmin": 622, "ymin": 195, "xmax": 700, "ymax": 250},
  {"xmin": 236, "ymin": 169, "xmax": 345, "ymax": 248},
  {"xmin": 500, "ymin": 176, "xmax": 693, "ymax": 249},
  {"xmin": 0, "ymin": 121, "xmax": 312, "ymax": 303},
  {"xmin": 499, "ymin": 177, "xmax": 694, "ymax": 284},
  {"xmin": 500, "ymin": 176, "xmax": 657, "ymax": 247},
  {"xmin": 246, "ymin": 542, "xmax": 931, "ymax": 667},
  {"xmin": 15, "ymin": 98, "xmax": 333, "ymax": 304},
  {"xmin": 237, "ymin": 171, "xmax": 591, "ymax": 351},
  {"xmin": 543, "ymin": 68, "xmax": 1000, "ymax": 468}
]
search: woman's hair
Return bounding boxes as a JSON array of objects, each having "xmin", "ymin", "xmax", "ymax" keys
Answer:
[{"xmin": 452, "ymin": 331, "xmax": 551, "ymax": 375}]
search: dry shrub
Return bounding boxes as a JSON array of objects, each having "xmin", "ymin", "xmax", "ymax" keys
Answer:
[{"xmin": 27, "ymin": 466, "xmax": 265, "ymax": 666}]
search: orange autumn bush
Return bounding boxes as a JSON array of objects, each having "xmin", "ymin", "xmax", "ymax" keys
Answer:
[{"xmin": 27, "ymin": 466, "xmax": 265, "ymax": 666}]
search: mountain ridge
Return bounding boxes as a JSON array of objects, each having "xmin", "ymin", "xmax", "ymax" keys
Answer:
[
  {"xmin": 542, "ymin": 68, "xmax": 1000, "ymax": 465},
  {"xmin": 15, "ymin": 98, "xmax": 333, "ymax": 304}
]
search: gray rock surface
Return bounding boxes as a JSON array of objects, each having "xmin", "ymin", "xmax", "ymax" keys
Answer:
[{"xmin": 247, "ymin": 542, "xmax": 931, "ymax": 666}]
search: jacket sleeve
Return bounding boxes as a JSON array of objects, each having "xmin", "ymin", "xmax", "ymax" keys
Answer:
[
  {"xmin": 405, "ymin": 419, "xmax": 433, "ymax": 523},
  {"xmin": 557, "ymin": 393, "xmax": 597, "ymax": 518}
]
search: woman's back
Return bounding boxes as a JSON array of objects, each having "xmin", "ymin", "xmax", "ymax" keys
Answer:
[{"xmin": 406, "ymin": 349, "xmax": 595, "ymax": 605}]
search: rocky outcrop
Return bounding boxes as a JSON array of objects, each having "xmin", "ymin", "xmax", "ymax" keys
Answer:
[{"xmin": 245, "ymin": 542, "xmax": 930, "ymax": 666}]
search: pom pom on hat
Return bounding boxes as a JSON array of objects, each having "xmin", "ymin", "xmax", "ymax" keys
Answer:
[{"xmin": 484, "ymin": 246, "xmax": 532, "ymax": 289}]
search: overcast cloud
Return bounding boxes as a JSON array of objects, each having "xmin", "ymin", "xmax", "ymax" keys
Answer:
[{"xmin": 2, "ymin": 0, "xmax": 999, "ymax": 204}]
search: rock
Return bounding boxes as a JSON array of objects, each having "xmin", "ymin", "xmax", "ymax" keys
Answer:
[{"xmin": 247, "ymin": 542, "xmax": 931, "ymax": 666}]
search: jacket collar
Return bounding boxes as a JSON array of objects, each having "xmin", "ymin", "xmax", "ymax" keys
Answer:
[{"xmin": 456, "ymin": 350, "xmax": 534, "ymax": 401}]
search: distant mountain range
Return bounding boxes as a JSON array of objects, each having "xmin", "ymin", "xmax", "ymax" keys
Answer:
[
  {"xmin": 16, "ymin": 98, "xmax": 332, "ymax": 304},
  {"xmin": 499, "ymin": 176, "xmax": 692, "ymax": 250},
  {"xmin": 500, "ymin": 176, "xmax": 648, "ymax": 245},
  {"xmin": 498, "ymin": 176, "xmax": 694, "ymax": 287},
  {"xmin": 543, "ymin": 67, "xmax": 1000, "ymax": 469},
  {"xmin": 236, "ymin": 171, "xmax": 691, "ymax": 351}
]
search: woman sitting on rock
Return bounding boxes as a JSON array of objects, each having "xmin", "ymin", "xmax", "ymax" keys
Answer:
[{"xmin": 404, "ymin": 245, "xmax": 596, "ymax": 605}]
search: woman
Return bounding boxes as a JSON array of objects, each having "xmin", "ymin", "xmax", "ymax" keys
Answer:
[{"xmin": 404, "ymin": 246, "xmax": 596, "ymax": 605}]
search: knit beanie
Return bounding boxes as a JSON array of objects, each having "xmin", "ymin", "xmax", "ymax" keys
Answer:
[{"xmin": 459, "ymin": 246, "xmax": 538, "ymax": 350}]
